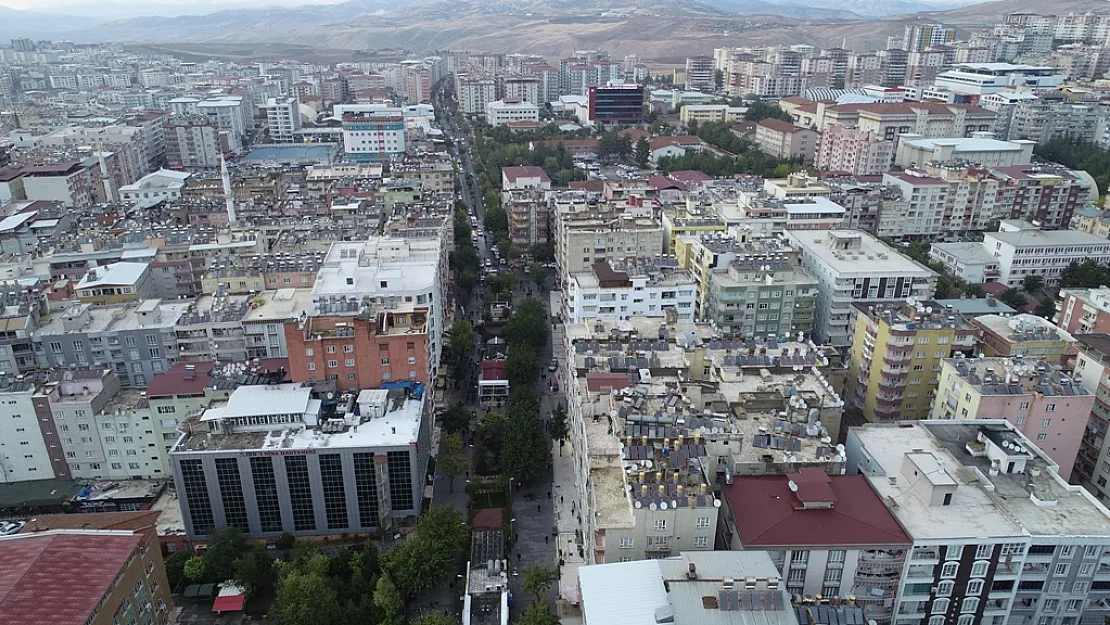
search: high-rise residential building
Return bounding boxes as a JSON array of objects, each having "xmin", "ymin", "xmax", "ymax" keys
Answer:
[
  {"xmin": 552, "ymin": 191, "xmax": 665, "ymax": 276},
  {"xmin": 164, "ymin": 116, "xmax": 225, "ymax": 169},
  {"xmin": 195, "ymin": 96, "xmax": 250, "ymax": 151},
  {"xmin": 753, "ymin": 119, "xmax": 818, "ymax": 163},
  {"xmin": 972, "ymin": 313, "xmax": 1077, "ymax": 365},
  {"xmin": 502, "ymin": 166, "xmax": 552, "ymax": 248},
  {"xmin": 563, "ymin": 259, "xmax": 697, "ymax": 325},
  {"xmin": 684, "ymin": 55, "xmax": 715, "ymax": 91},
  {"xmin": 1069, "ymin": 333, "xmax": 1110, "ymax": 503},
  {"xmin": 815, "ymin": 125, "xmax": 894, "ymax": 176},
  {"xmin": 0, "ymin": 523, "xmax": 173, "ymax": 625},
  {"xmin": 261, "ymin": 96, "xmax": 302, "ymax": 143},
  {"xmin": 784, "ymin": 230, "xmax": 937, "ymax": 346},
  {"xmin": 587, "ymin": 84, "xmax": 645, "ymax": 125},
  {"xmin": 932, "ymin": 357, "xmax": 1090, "ymax": 477},
  {"xmin": 903, "ymin": 24, "xmax": 956, "ymax": 52},
  {"xmin": 846, "ymin": 300, "xmax": 978, "ymax": 423},
  {"xmin": 341, "ymin": 114, "xmax": 406, "ymax": 162},
  {"xmin": 455, "ymin": 75, "xmax": 497, "ymax": 115},
  {"xmin": 849, "ymin": 418, "xmax": 1110, "ymax": 625},
  {"xmin": 1057, "ymin": 287, "xmax": 1110, "ymax": 336},
  {"xmin": 171, "ymin": 384, "xmax": 430, "ymax": 539}
]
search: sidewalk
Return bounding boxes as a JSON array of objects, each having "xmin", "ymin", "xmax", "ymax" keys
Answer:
[{"xmin": 552, "ymin": 438, "xmax": 586, "ymax": 607}]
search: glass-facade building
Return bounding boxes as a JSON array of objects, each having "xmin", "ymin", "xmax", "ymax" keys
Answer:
[{"xmin": 587, "ymin": 84, "xmax": 645, "ymax": 125}]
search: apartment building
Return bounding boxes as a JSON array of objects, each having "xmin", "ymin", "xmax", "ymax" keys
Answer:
[
  {"xmin": 174, "ymin": 293, "xmax": 252, "ymax": 364},
  {"xmin": 720, "ymin": 469, "xmax": 912, "ymax": 623},
  {"xmin": 0, "ymin": 527, "xmax": 172, "ymax": 625},
  {"xmin": 753, "ymin": 119, "xmax": 818, "ymax": 163},
  {"xmin": 1069, "ymin": 333, "xmax": 1110, "ymax": 503},
  {"xmin": 894, "ymin": 135, "xmax": 1034, "ymax": 169},
  {"xmin": 309, "ymin": 237, "xmax": 446, "ymax": 375},
  {"xmin": 0, "ymin": 375, "xmax": 69, "ymax": 483},
  {"xmin": 846, "ymin": 301, "xmax": 978, "ymax": 423},
  {"xmin": 785, "ymin": 230, "xmax": 936, "ymax": 346},
  {"xmin": 485, "ymin": 99, "xmax": 540, "ymax": 126},
  {"xmin": 456, "ymin": 75, "xmax": 497, "ymax": 115},
  {"xmin": 815, "ymin": 125, "xmax": 895, "ymax": 176},
  {"xmin": 991, "ymin": 167, "xmax": 1092, "ymax": 230},
  {"xmin": 171, "ymin": 384, "xmax": 430, "ymax": 539},
  {"xmin": 973, "ymin": 314, "xmax": 1076, "ymax": 364},
  {"xmin": 553, "ymin": 191, "xmax": 666, "ymax": 275},
  {"xmin": 19, "ymin": 161, "xmax": 106, "ymax": 207},
  {"xmin": 262, "ymin": 97, "xmax": 303, "ymax": 143},
  {"xmin": 165, "ymin": 116, "xmax": 225, "ymax": 169},
  {"xmin": 1068, "ymin": 206, "xmax": 1110, "ymax": 239},
  {"xmin": 849, "ymin": 419, "xmax": 1110, "ymax": 625},
  {"xmin": 195, "ymin": 95, "xmax": 251, "ymax": 151},
  {"xmin": 807, "ymin": 102, "xmax": 997, "ymax": 141},
  {"xmin": 703, "ymin": 246, "xmax": 819, "ymax": 340},
  {"xmin": 932, "ymin": 358, "xmax": 1090, "ymax": 477},
  {"xmin": 1058, "ymin": 287, "xmax": 1110, "ymax": 336},
  {"xmin": 685, "ymin": 55, "xmax": 715, "ymax": 90},
  {"xmin": 904, "ymin": 24, "xmax": 957, "ymax": 52},
  {"xmin": 988, "ymin": 94, "xmax": 1102, "ymax": 144},
  {"xmin": 74, "ymin": 262, "xmax": 154, "ymax": 305},
  {"xmin": 341, "ymin": 114, "xmax": 405, "ymax": 162},
  {"xmin": 563, "ymin": 259, "xmax": 696, "ymax": 324}
]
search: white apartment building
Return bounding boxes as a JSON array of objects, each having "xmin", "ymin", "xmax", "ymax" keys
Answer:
[
  {"xmin": 0, "ymin": 379, "xmax": 61, "ymax": 483},
  {"xmin": 456, "ymin": 76, "xmax": 497, "ymax": 115},
  {"xmin": 785, "ymin": 230, "xmax": 936, "ymax": 346},
  {"xmin": 552, "ymin": 191, "xmax": 666, "ymax": 276},
  {"xmin": 485, "ymin": 99, "xmax": 540, "ymax": 126},
  {"xmin": 196, "ymin": 96, "xmax": 251, "ymax": 151},
  {"xmin": 262, "ymin": 97, "xmax": 302, "ymax": 143},
  {"xmin": 816, "ymin": 125, "xmax": 895, "ymax": 177},
  {"xmin": 849, "ymin": 419, "xmax": 1110, "ymax": 625},
  {"xmin": 312, "ymin": 237, "xmax": 446, "ymax": 373},
  {"xmin": 933, "ymin": 220, "xmax": 1110, "ymax": 287},
  {"xmin": 118, "ymin": 169, "xmax": 191, "ymax": 203},
  {"xmin": 502, "ymin": 76, "xmax": 540, "ymax": 103},
  {"xmin": 564, "ymin": 260, "xmax": 696, "ymax": 324}
]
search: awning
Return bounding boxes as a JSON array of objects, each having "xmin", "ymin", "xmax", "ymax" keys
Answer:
[{"xmin": 212, "ymin": 594, "xmax": 245, "ymax": 613}]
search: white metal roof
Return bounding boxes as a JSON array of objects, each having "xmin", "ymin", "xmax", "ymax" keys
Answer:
[
  {"xmin": 579, "ymin": 560, "xmax": 668, "ymax": 625},
  {"xmin": 222, "ymin": 384, "xmax": 312, "ymax": 419}
]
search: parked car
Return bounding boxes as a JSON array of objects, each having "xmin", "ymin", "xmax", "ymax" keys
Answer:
[{"xmin": 548, "ymin": 359, "xmax": 558, "ymax": 372}]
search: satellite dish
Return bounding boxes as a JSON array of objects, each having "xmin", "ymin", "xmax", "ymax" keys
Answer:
[
  {"xmin": 926, "ymin": 306, "xmax": 933, "ymax": 314},
  {"xmin": 625, "ymin": 484, "xmax": 632, "ymax": 491},
  {"xmin": 649, "ymin": 503, "xmax": 658, "ymax": 511},
  {"xmin": 713, "ymin": 499, "xmax": 722, "ymax": 508},
  {"xmin": 634, "ymin": 500, "xmax": 643, "ymax": 509},
  {"xmin": 645, "ymin": 459, "xmax": 653, "ymax": 469},
  {"xmin": 788, "ymin": 480, "xmax": 799, "ymax": 492},
  {"xmin": 671, "ymin": 500, "xmax": 678, "ymax": 509},
  {"xmin": 660, "ymin": 502, "xmax": 668, "ymax": 510}
]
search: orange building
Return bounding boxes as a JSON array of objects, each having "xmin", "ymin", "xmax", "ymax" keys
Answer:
[{"xmin": 285, "ymin": 307, "xmax": 431, "ymax": 391}]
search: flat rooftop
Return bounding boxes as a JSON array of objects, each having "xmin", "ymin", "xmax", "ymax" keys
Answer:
[
  {"xmin": 985, "ymin": 227, "xmax": 1110, "ymax": 248},
  {"xmin": 853, "ymin": 420, "xmax": 1110, "ymax": 538},
  {"xmin": 37, "ymin": 300, "xmax": 189, "ymax": 336},
  {"xmin": 974, "ymin": 313, "xmax": 1074, "ymax": 344},
  {"xmin": 785, "ymin": 230, "xmax": 935, "ymax": 277}
]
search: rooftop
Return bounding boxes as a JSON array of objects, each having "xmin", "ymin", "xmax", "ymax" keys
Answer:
[
  {"xmin": 723, "ymin": 470, "xmax": 911, "ymax": 548},
  {"xmin": 146, "ymin": 359, "xmax": 289, "ymax": 398},
  {"xmin": 946, "ymin": 357, "xmax": 1085, "ymax": 396},
  {"xmin": 0, "ymin": 530, "xmax": 144, "ymax": 625},
  {"xmin": 785, "ymin": 230, "xmax": 935, "ymax": 277},
  {"xmin": 75, "ymin": 262, "xmax": 149, "ymax": 290},
  {"xmin": 973, "ymin": 313, "xmax": 1074, "ymax": 344},
  {"xmin": 853, "ymin": 420, "xmax": 1110, "ymax": 538},
  {"xmin": 985, "ymin": 226, "xmax": 1107, "ymax": 247}
]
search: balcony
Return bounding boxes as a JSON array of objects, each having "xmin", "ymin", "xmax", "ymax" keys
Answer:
[{"xmin": 883, "ymin": 351, "xmax": 912, "ymax": 366}]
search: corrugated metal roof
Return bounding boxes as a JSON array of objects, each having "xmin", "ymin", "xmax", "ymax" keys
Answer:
[
  {"xmin": 222, "ymin": 383, "xmax": 311, "ymax": 418},
  {"xmin": 579, "ymin": 560, "xmax": 668, "ymax": 625}
]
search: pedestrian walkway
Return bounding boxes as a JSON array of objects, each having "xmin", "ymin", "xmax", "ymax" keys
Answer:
[{"xmin": 552, "ymin": 439, "xmax": 585, "ymax": 607}]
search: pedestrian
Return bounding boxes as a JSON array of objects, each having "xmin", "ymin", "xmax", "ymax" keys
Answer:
[
  {"xmin": 517, "ymin": 552, "xmax": 521, "ymax": 561},
  {"xmin": 548, "ymin": 491, "xmax": 552, "ymax": 499},
  {"xmin": 545, "ymin": 536, "xmax": 549, "ymax": 544},
  {"xmin": 537, "ymin": 503, "xmax": 541, "ymax": 512},
  {"xmin": 560, "ymin": 495, "xmax": 564, "ymax": 504}
]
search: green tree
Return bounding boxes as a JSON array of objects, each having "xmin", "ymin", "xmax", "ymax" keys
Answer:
[
  {"xmin": 964, "ymin": 283, "xmax": 987, "ymax": 298},
  {"xmin": 634, "ymin": 136, "xmax": 651, "ymax": 167},
  {"xmin": 412, "ymin": 613, "xmax": 460, "ymax": 625},
  {"xmin": 523, "ymin": 565, "xmax": 557, "ymax": 601},
  {"xmin": 440, "ymin": 433, "xmax": 469, "ymax": 493},
  {"xmin": 714, "ymin": 68, "xmax": 724, "ymax": 91},
  {"xmin": 505, "ymin": 298, "xmax": 549, "ymax": 352},
  {"xmin": 184, "ymin": 555, "xmax": 206, "ymax": 582},
  {"xmin": 934, "ymin": 275, "xmax": 956, "ymax": 299},
  {"xmin": 234, "ymin": 545, "xmax": 276, "ymax": 599},
  {"xmin": 445, "ymin": 321, "xmax": 476, "ymax": 381},
  {"xmin": 518, "ymin": 601, "xmax": 560, "ymax": 625},
  {"xmin": 1023, "ymin": 274, "xmax": 1045, "ymax": 294},
  {"xmin": 1000, "ymin": 288, "xmax": 1029, "ymax": 310},
  {"xmin": 530, "ymin": 262, "xmax": 547, "ymax": 288},
  {"xmin": 503, "ymin": 388, "xmax": 548, "ymax": 483},
  {"xmin": 484, "ymin": 205, "xmax": 508, "ymax": 236},
  {"xmin": 381, "ymin": 506, "xmax": 470, "ymax": 600},
  {"xmin": 1035, "ymin": 296, "xmax": 1058, "ymax": 320},
  {"xmin": 203, "ymin": 526, "xmax": 244, "ymax": 582},
  {"xmin": 1035, "ymin": 137, "xmax": 1110, "ymax": 203},
  {"xmin": 686, "ymin": 118, "xmax": 699, "ymax": 135},
  {"xmin": 164, "ymin": 550, "xmax": 191, "ymax": 590},
  {"xmin": 373, "ymin": 576, "xmax": 405, "ymax": 625},
  {"xmin": 1060, "ymin": 258, "xmax": 1110, "ymax": 288},
  {"xmin": 441, "ymin": 404, "xmax": 472, "ymax": 435},
  {"xmin": 743, "ymin": 101, "xmax": 792, "ymax": 122},
  {"xmin": 275, "ymin": 532, "xmax": 296, "ymax": 551},
  {"xmin": 487, "ymin": 272, "xmax": 517, "ymax": 302},
  {"xmin": 550, "ymin": 403, "xmax": 568, "ymax": 442},
  {"xmin": 506, "ymin": 342, "xmax": 540, "ymax": 388},
  {"xmin": 272, "ymin": 570, "xmax": 343, "ymax": 625}
]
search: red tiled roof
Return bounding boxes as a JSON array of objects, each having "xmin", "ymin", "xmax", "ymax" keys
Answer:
[
  {"xmin": 723, "ymin": 470, "xmax": 911, "ymax": 547},
  {"xmin": 507, "ymin": 120, "xmax": 543, "ymax": 128},
  {"xmin": 619, "ymin": 128, "xmax": 650, "ymax": 143},
  {"xmin": 481, "ymin": 360, "xmax": 508, "ymax": 381},
  {"xmin": 213, "ymin": 593, "xmax": 245, "ymax": 613},
  {"xmin": 20, "ymin": 511, "xmax": 160, "ymax": 536},
  {"xmin": 502, "ymin": 166, "xmax": 551, "ymax": 184},
  {"xmin": 649, "ymin": 175, "xmax": 685, "ymax": 191},
  {"xmin": 670, "ymin": 170, "xmax": 712, "ymax": 183},
  {"xmin": 585, "ymin": 373, "xmax": 632, "ymax": 393},
  {"xmin": 569, "ymin": 180, "xmax": 605, "ymax": 192},
  {"xmin": 0, "ymin": 531, "xmax": 144, "ymax": 625},
  {"xmin": 757, "ymin": 118, "xmax": 804, "ymax": 134},
  {"xmin": 473, "ymin": 508, "xmax": 505, "ymax": 530},
  {"xmin": 146, "ymin": 358, "xmax": 289, "ymax": 397}
]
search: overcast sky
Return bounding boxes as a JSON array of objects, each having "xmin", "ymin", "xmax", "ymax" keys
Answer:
[{"xmin": 0, "ymin": 0, "xmax": 334, "ymax": 13}]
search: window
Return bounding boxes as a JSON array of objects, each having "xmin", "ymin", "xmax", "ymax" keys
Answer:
[
  {"xmin": 619, "ymin": 537, "xmax": 633, "ymax": 549},
  {"xmin": 381, "ymin": 358, "xmax": 390, "ymax": 366},
  {"xmin": 941, "ymin": 562, "xmax": 958, "ymax": 578},
  {"xmin": 929, "ymin": 617, "xmax": 944, "ymax": 625},
  {"xmin": 326, "ymin": 345, "xmax": 336, "ymax": 354},
  {"xmin": 1072, "ymin": 582, "xmax": 1089, "ymax": 594},
  {"xmin": 78, "ymin": 423, "xmax": 89, "ymax": 431},
  {"xmin": 1046, "ymin": 404, "xmax": 1056, "ymax": 412},
  {"xmin": 1079, "ymin": 563, "xmax": 1095, "ymax": 577},
  {"xmin": 967, "ymin": 579, "xmax": 984, "ymax": 595},
  {"xmin": 653, "ymin": 519, "xmax": 667, "ymax": 530},
  {"xmin": 345, "ymin": 359, "xmax": 355, "ymax": 367},
  {"xmin": 1067, "ymin": 599, "xmax": 1082, "ymax": 612},
  {"xmin": 958, "ymin": 616, "xmax": 974, "ymax": 625},
  {"xmin": 696, "ymin": 517, "xmax": 710, "ymax": 527},
  {"xmin": 1038, "ymin": 433, "xmax": 1048, "ymax": 441},
  {"xmin": 327, "ymin": 360, "xmax": 338, "ymax": 368},
  {"xmin": 791, "ymin": 551, "xmax": 809, "ymax": 564},
  {"xmin": 343, "ymin": 344, "xmax": 353, "ymax": 353},
  {"xmin": 1084, "ymin": 545, "xmax": 1100, "ymax": 559},
  {"xmin": 937, "ymin": 580, "xmax": 954, "ymax": 597},
  {"xmin": 828, "ymin": 550, "xmax": 846, "ymax": 564},
  {"xmin": 824, "ymin": 569, "xmax": 842, "ymax": 583},
  {"xmin": 1060, "ymin": 546, "xmax": 1074, "ymax": 558},
  {"xmin": 1048, "ymin": 581, "xmax": 1064, "ymax": 594},
  {"xmin": 961, "ymin": 598, "xmax": 979, "ymax": 613},
  {"xmin": 305, "ymin": 348, "xmax": 314, "ymax": 357},
  {"xmin": 971, "ymin": 561, "xmax": 989, "ymax": 577},
  {"xmin": 1020, "ymin": 402, "xmax": 1030, "ymax": 410},
  {"xmin": 1042, "ymin": 418, "xmax": 1053, "ymax": 427},
  {"xmin": 693, "ymin": 536, "xmax": 709, "ymax": 547},
  {"xmin": 933, "ymin": 598, "xmax": 950, "ymax": 614},
  {"xmin": 788, "ymin": 569, "xmax": 806, "ymax": 584},
  {"xmin": 306, "ymin": 362, "xmax": 316, "ymax": 371},
  {"xmin": 1055, "ymin": 563, "xmax": 1069, "ymax": 576}
]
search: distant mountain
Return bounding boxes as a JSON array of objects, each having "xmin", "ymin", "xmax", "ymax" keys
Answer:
[{"xmin": 0, "ymin": 5, "xmax": 103, "ymax": 40}]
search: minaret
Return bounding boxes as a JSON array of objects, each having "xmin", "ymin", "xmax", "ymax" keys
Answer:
[{"xmin": 220, "ymin": 155, "xmax": 237, "ymax": 227}]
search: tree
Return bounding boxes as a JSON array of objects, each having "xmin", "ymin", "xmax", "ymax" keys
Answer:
[
  {"xmin": 714, "ymin": 68, "xmax": 724, "ymax": 91},
  {"xmin": 373, "ymin": 576, "xmax": 405, "ymax": 625},
  {"xmin": 523, "ymin": 566, "xmax": 557, "ymax": 600},
  {"xmin": 484, "ymin": 205, "xmax": 508, "ymax": 235},
  {"xmin": 412, "ymin": 613, "xmax": 459, "ymax": 625},
  {"xmin": 275, "ymin": 532, "xmax": 296, "ymax": 551},
  {"xmin": 164, "ymin": 550, "xmax": 191, "ymax": 591},
  {"xmin": 271, "ymin": 570, "xmax": 343, "ymax": 625},
  {"xmin": 550, "ymin": 403, "xmax": 568, "ymax": 442},
  {"xmin": 1023, "ymin": 274, "xmax": 1045, "ymax": 294},
  {"xmin": 441, "ymin": 404, "xmax": 472, "ymax": 435},
  {"xmin": 743, "ymin": 101, "xmax": 792, "ymax": 122},
  {"xmin": 964, "ymin": 283, "xmax": 986, "ymax": 298},
  {"xmin": 440, "ymin": 433, "xmax": 469, "ymax": 493},
  {"xmin": 234, "ymin": 545, "xmax": 276, "ymax": 599},
  {"xmin": 1035, "ymin": 296, "xmax": 1058, "ymax": 320},
  {"xmin": 518, "ymin": 601, "xmax": 560, "ymax": 625},
  {"xmin": 381, "ymin": 506, "xmax": 470, "ymax": 600},
  {"xmin": 203, "ymin": 526, "xmax": 244, "ymax": 582},
  {"xmin": 505, "ymin": 298, "xmax": 549, "ymax": 352},
  {"xmin": 184, "ymin": 555, "xmax": 206, "ymax": 582},
  {"xmin": 634, "ymin": 136, "xmax": 651, "ymax": 167},
  {"xmin": 530, "ymin": 262, "xmax": 547, "ymax": 288},
  {"xmin": 445, "ymin": 321, "xmax": 476, "ymax": 381},
  {"xmin": 999, "ymin": 287, "xmax": 1029, "ymax": 310},
  {"xmin": 1060, "ymin": 258, "xmax": 1110, "ymax": 288},
  {"xmin": 934, "ymin": 275, "xmax": 956, "ymax": 299},
  {"xmin": 503, "ymin": 388, "xmax": 548, "ymax": 483},
  {"xmin": 506, "ymin": 342, "xmax": 540, "ymax": 388},
  {"xmin": 686, "ymin": 118, "xmax": 699, "ymax": 135},
  {"xmin": 487, "ymin": 272, "xmax": 517, "ymax": 302}
]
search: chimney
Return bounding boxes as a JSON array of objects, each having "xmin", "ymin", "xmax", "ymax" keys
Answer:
[{"xmin": 221, "ymin": 156, "xmax": 237, "ymax": 227}]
